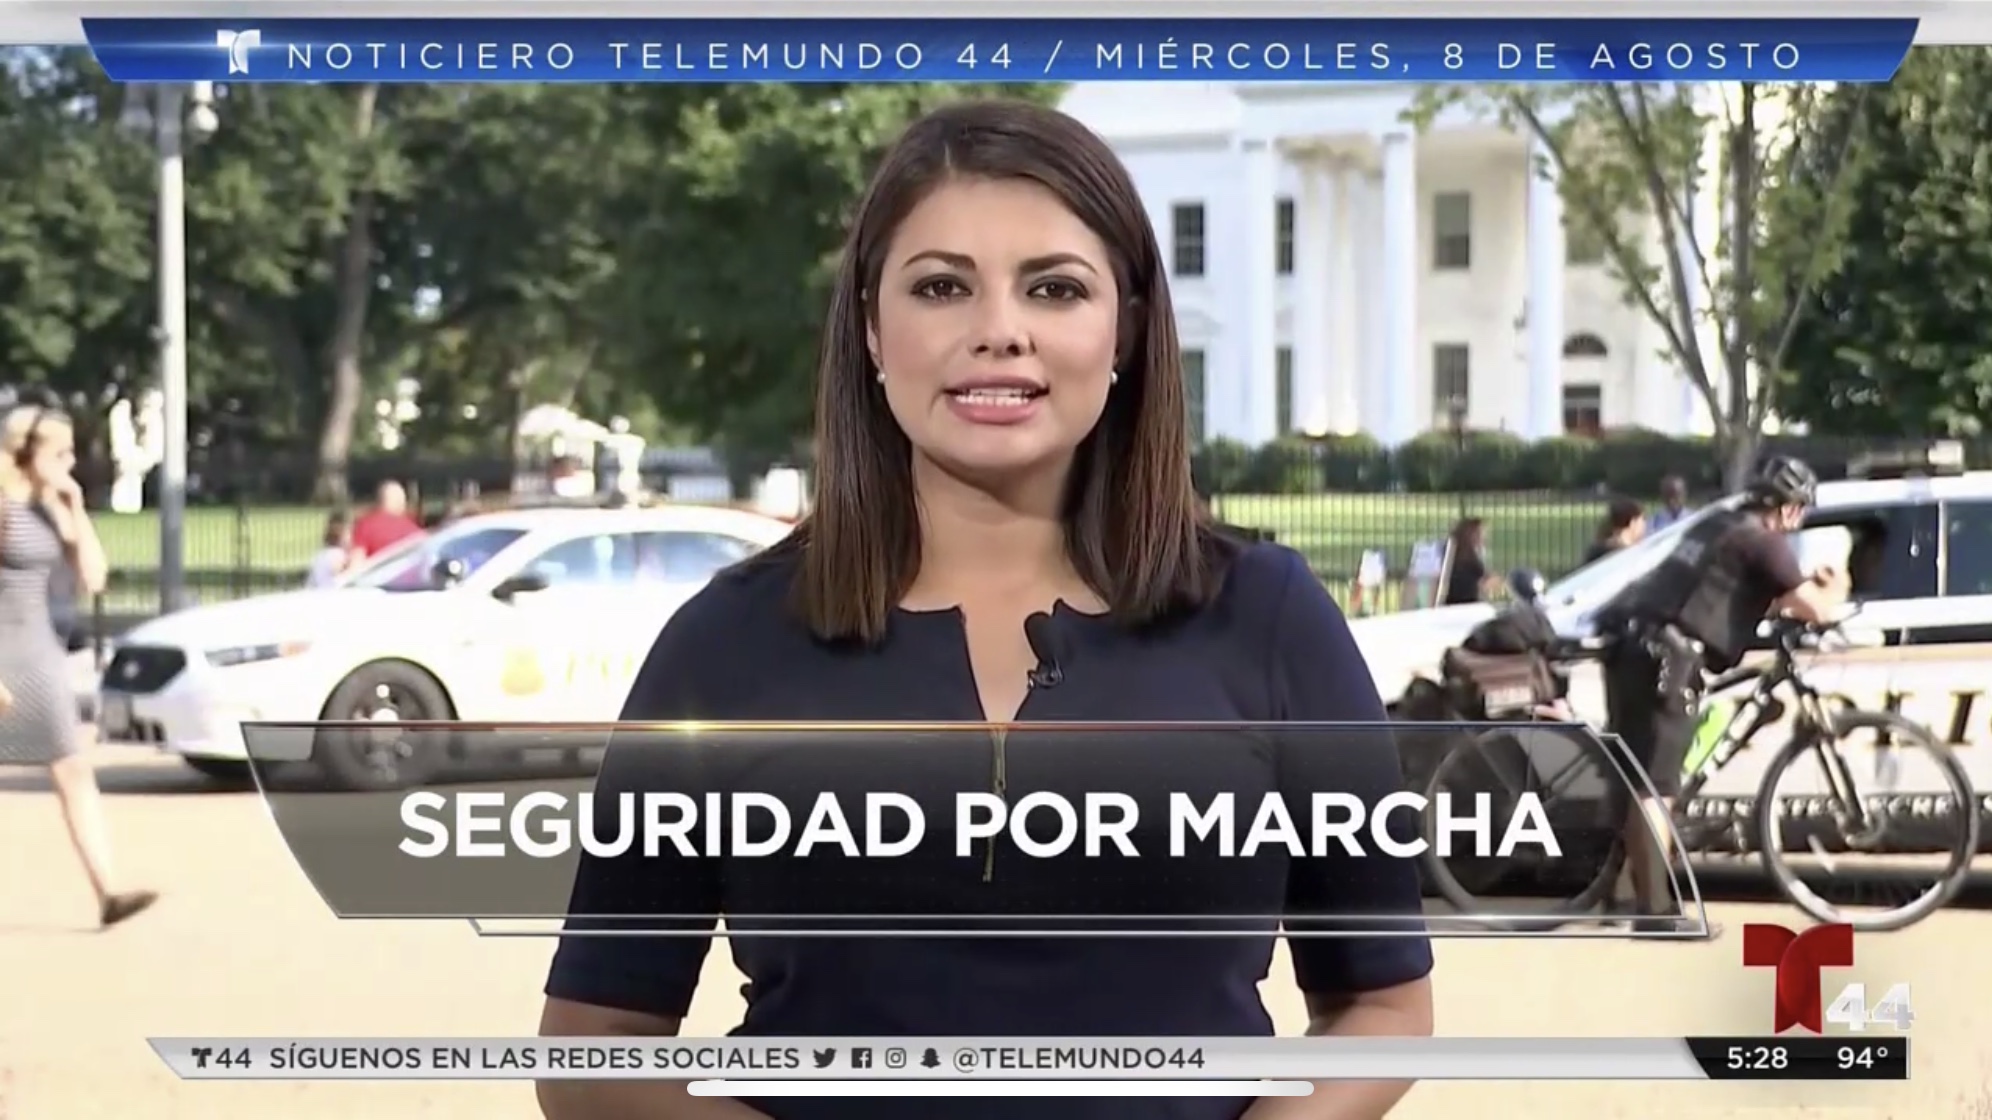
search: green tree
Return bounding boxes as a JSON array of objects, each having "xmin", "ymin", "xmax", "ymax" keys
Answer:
[
  {"xmin": 184, "ymin": 81, "xmax": 455, "ymax": 499},
  {"xmin": 600, "ymin": 83, "xmax": 1062, "ymax": 465},
  {"xmin": 1410, "ymin": 83, "xmax": 1869, "ymax": 485},
  {"xmin": 0, "ymin": 49, "xmax": 156, "ymax": 446},
  {"xmin": 1778, "ymin": 48, "xmax": 1992, "ymax": 438},
  {"xmin": 389, "ymin": 85, "xmax": 636, "ymax": 460}
]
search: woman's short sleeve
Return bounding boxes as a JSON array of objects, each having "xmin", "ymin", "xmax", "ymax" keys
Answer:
[
  {"xmin": 1264, "ymin": 548, "xmax": 1436, "ymax": 995},
  {"xmin": 542, "ymin": 607, "xmax": 724, "ymax": 1019}
]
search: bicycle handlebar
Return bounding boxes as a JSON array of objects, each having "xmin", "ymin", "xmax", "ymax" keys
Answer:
[{"xmin": 1767, "ymin": 602, "xmax": 1865, "ymax": 647}]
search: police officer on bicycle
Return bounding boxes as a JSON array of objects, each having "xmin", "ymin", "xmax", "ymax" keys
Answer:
[{"xmin": 1595, "ymin": 455, "xmax": 1851, "ymax": 931}]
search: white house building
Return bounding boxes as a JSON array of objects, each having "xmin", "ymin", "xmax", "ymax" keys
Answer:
[{"xmin": 1059, "ymin": 83, "xmax": 1719, "ymax": 447}]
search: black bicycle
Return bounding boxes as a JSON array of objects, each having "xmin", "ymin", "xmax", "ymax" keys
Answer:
[{"xmin": 1421, "ymin": 613, "xmax": 1979, "ymax": 932}]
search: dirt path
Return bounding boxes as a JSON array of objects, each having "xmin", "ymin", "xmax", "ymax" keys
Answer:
[{"xmin": 1, "ymin": 748, "xmax": 1982, "ymax": 1119}]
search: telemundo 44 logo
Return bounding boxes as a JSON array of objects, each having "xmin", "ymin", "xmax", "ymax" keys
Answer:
[
  {"xmin": 216, "ymin": 29, "xmax": 262, "ymax": 75},
  {"xmin": 1742, "ymin": 923, "xmax": 1914, "ymax": 1034}
]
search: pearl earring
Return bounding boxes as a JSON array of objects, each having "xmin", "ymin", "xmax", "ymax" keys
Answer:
[
  {"xmin": 875, "ymin": 371, "xmax": 885, "ymax": 384},
  {"xmin": 1109, "ymin": 370, "xmax": 1119, "ymax": 385}
]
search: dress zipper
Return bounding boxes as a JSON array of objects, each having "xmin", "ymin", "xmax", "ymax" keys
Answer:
[{"xmin": 982, "ymin": 671, "xmax": 1042, "ymax": 882}]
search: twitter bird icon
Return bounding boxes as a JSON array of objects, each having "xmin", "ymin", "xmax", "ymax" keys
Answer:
[{"xmin": 812, "ymin": 1048, "xmax": 837, "ymax": 1069}]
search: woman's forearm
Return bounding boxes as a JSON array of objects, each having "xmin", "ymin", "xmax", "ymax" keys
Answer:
[
  {"xmin": 1240, "ymin": 997, "xmax": 1430, "ymax": 1120},
  {"xmin": 537, "ymin": 1080, "xmax": 774, "ymax": 1120},
  {"xmin": 70, "ymin": 513, "xmax": 108, "ymax": 595}
]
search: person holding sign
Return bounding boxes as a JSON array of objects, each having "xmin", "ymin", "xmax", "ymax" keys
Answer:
[
  {"xmin": 1437, "ymin": 517, "xmax": 1494, "ymax": 606},
  {"xmin": 537, "ymin": 99, "xmax": 1433, "ymax": 1120}
]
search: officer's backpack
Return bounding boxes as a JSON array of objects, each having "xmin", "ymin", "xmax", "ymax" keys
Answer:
[{"xmin": 1601, "ymin": 508, "xmax": 1757, "ymax": 666}]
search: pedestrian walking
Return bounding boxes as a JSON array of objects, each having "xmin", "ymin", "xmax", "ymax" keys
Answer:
[{"xmin": 0, "ymin": 405, "xmax": 157, "ymax": 928}]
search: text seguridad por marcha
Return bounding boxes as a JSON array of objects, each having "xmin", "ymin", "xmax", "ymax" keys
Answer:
[{"xmin": 397, "ymin": 789, "xmax": 1560, "ymax": 860}]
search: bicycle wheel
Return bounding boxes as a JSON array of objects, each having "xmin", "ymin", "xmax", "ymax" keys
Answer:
[
  {"xmin": 1754, "ymin": 709, "xmax": 1979, "ymax": 932},
  {"xmin": 1421, "ymin": 724, "xmax": 1621, "ymax": 923}
]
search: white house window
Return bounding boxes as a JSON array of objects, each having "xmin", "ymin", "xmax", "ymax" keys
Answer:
[
  {"xmin": 1566, "ymin": 217, "xmax": 1608, "ymax": 266},
  {"xmin": 1563, "ymin": 333, "xmax": 1609, "ymax": 359},
  {"xmin": 1275, "ymin": 197, "xmax": 1295, "ymax": 276},
  {"xmin": 1562, "ymin": 383, "xmax": 1603, "ymax": 436},
  {"xmin": 1275, "ymin": 346, "xmax": 1294, "ymax": 433},
  {"xmin": 1182, "ymin": 348, "xmax": 1207, "ymax": 444},
  {"xmin": 1433, "ymin": 192, "xmax": 1472, "ymax": 271},
  {"xmin": 1432, "ymin": 343, "xmax": 1470, "ymax": 428},
  {"xmin": 1171, "ymin": 203, "xmax": 1206, "ymax": 277}
]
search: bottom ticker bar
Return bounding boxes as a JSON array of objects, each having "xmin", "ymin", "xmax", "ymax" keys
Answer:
[
  {"xmin": 691, "ymin": 1081, "xmax": 1314, "ymax": 1097},
  {"xmin": 142, "ymin": 1036, "xmax": 1909, "ymax": 1082},
  {"xmin": 1685, "ymin": 1037, "xmax": 1909, "ymax": 1080}
]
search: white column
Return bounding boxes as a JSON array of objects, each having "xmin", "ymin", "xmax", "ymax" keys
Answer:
[
  {"xmin": 1238, "ymin": 137, "xmax": 1280, "ymax": 445},
  {"xmin": 1524, "ymin": 132, "xmax": 1566, "ymax": 441},
  {"xmin": 1354, "ymin": 172, "xmax": 1382, "ymax": 435},
  {"xmin": 1293, "ymin": 153, "xmax": 1333, "ymax": 436},
  {"xmin": 1378, "ymin": 130, "xmax": 1420, "ymax": 446},
  {"xmin": 1327, "ymin": 160, "xmax": 1361, "ymax": 434}
]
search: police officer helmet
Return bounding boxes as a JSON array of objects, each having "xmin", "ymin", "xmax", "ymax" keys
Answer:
[
  {"xmin": 1745, "ymin": 455, "xmax": 1819, "ymax": 508},
  {"xmin": 1506, "ymin": 567, "xmax": 1547, "ymax": 603}
]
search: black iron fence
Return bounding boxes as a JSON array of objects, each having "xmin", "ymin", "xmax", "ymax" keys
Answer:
[{"xmin": 72, "ymin": 431, "xmax": 1990, "ymax": 632}]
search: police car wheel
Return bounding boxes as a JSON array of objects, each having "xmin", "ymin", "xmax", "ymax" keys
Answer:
[
  {"xmin": 184, "ymin": 757, "xmax": 254, "ymax": 786},
  {"xmin": 313, "ymin": 661, "xmax": 454, "ymax": 792}
]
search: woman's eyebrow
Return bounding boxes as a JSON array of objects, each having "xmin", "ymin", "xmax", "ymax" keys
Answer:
[{"xmin": 896, "ymin": 249, "xmax": 1100, "ymax": 275}]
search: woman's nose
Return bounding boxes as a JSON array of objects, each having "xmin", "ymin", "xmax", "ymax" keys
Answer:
[{"xmin": 968, "ymin": 295, "xmax": 1034, "ymax": 358}]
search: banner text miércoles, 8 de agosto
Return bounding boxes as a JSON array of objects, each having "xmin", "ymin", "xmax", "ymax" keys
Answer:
[{"xmin": 79, "ymin": 19, "xmax": 1918, "ymax": 84}]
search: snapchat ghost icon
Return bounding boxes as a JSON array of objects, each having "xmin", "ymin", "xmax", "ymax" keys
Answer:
[{"xmin": 500, "ymin": 649, "xmax": 545, "ymax": 697}]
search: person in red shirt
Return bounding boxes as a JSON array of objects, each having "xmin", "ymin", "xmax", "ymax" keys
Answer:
[{"xmin": 349, "ymin": 480, "xmax": 424, "ymax": 561}]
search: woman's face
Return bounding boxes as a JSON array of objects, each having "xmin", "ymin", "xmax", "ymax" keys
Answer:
[
  {"xmin": 27, "ymin": 423, "xmax": 75, "ymax": 486},
  {"xmin": 868, "ymin": 176, "xmax": 1121, "ymax": 482}
]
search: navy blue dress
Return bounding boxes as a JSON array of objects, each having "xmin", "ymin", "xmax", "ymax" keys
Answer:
[{"xmin": 545, "ymin": 537, "xmax": 1434, "ymax": 1120}]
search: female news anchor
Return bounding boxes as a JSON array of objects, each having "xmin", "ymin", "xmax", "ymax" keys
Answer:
[{"xmin": 536, "ymin": 99, "xmax": 1435, "ymax": 1120}]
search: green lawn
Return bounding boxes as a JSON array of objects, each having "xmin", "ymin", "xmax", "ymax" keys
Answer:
[
  {"xmin": 90, "ymin": 494, "xmax": 1609, "ymax": 617},
  {"xmin": 95, "ymin": 506, "xmax": 331, "ymax": 572},
  {"xmin": 1211, "ymin": 492, "xmax": 1602, "ymax": 583}
]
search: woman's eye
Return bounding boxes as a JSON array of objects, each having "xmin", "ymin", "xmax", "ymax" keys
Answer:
[
  {"xmin": 912, "ymin": 277, "xmax": 968, "ymax": 300},
  {"xmin": 1032, "ymin": 278, "xmax": 1087, "ymax": 302}
]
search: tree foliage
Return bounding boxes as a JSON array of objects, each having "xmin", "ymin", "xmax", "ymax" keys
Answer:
[
  {"xmin": 0, "ymin": 50, "xmax": 1058, "ymax": 497},
  {"xmin": 1408, "ymin": 81, "xmax": 1869, "ymax": 484},
  {"xmin": 1778, "ymin": 48, "xmax": 1992, "ymax": 438}
]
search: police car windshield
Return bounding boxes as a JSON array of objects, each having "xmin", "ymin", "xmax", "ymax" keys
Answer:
[
  {"xmin": 1541, "ymin": 496, "xmax": 1744, "ymax": 608},
  {"xmin": 348, "ymin": 526, "xmax": 528, "ymax": 592}
]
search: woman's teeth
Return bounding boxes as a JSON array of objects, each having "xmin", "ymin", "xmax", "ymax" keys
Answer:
[{"xmin": 950, "ymin": 389, "xmax": 1040, "ymax": 407}]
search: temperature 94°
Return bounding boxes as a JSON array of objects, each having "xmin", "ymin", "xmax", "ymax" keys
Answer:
[{"xmin": 1837, "ymin": 1040, "xmax": 1895, "ymax": 1074}]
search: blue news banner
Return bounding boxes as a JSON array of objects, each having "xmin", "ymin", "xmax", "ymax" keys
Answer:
[{"xmin": 82, "ymin": 19, "xmax": 1916, "ymax": 84}]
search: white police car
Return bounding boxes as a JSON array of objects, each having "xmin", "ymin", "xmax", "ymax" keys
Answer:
[
  {"xmin": 1350, "ymin": 446, "xmax": 1992, "ymax": 832},
  {"xmin": 96, "ymin": 504, "xmax": 794, "ymax": 790}
]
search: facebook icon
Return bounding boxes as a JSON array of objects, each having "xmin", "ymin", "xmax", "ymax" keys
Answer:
[{"xmin": 850, "ymin": 1048, "xmax": 873, "ymax": 1069}]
